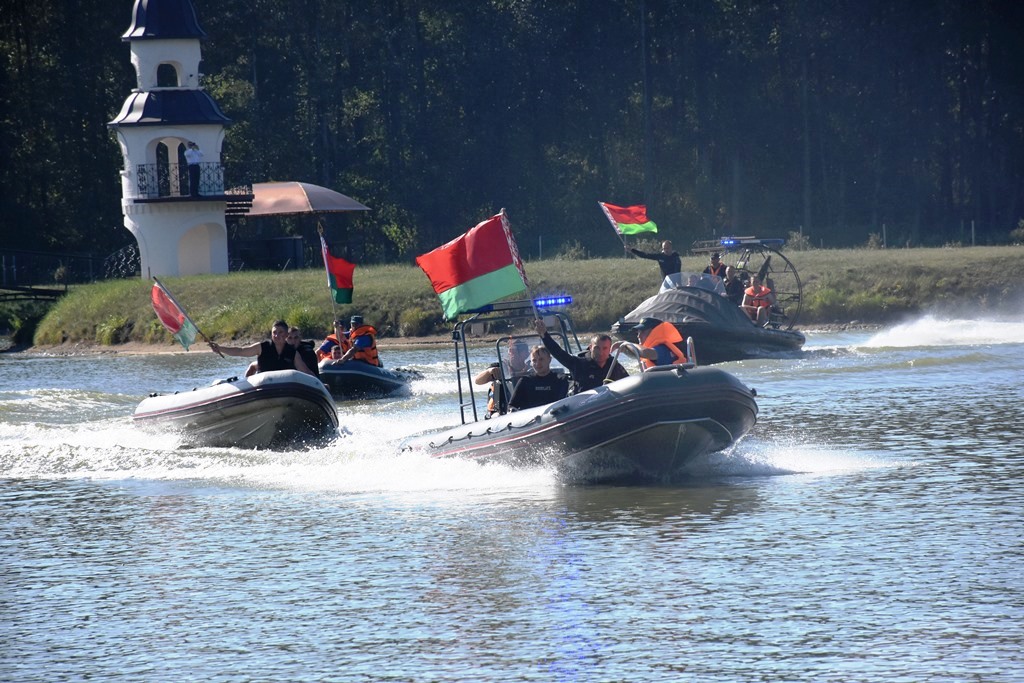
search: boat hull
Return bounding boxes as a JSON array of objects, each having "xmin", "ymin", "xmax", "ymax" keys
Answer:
[
  {"xmin": 404, "ymin": 366, "xmax": 757, "ymax": 484},
  {"xmin": 318, "ymin": 361, "xmax": 421, "ymax": 399},
  {"xmin": 673, "ymin": 320, "xmax": 805, "ymax": 365},
  {"xmin": 133, "ymin": 370, "xmax": 339, "ymax": 449},
  {"xmin": 613, "ymin": 287, "xmax": 805, "ymax": 364}
]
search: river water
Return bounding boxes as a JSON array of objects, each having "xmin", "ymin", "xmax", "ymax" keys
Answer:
[{"xmin": 2, "ymin": 315, "xmax": 1022, "ymax": 682}]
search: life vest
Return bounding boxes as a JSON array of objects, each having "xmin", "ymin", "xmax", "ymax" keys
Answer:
[
  {"xmin": 745, "ymin": 285, "xmax": 773, "ymax": 308},
  {"xmin": 640, "ymin": 321, "xmax": 688, "ymax": 369},
  {"xmin": 348, "ymin": 324, "xmax": 380, "ymax": 366},
  {"xmin": 705, "ymin": 263, "xmax": 726, "ymax": 278},
  {"xmin": 257, "ymin": 340, "xmax": 297, "ymax": 372},
  {"xmin": 486, "ymin": 381, "xmax": 509, "ymax": 415},
  {"xmin": 316, "ymin": 332, "xmax": 351, "ymax": 361}
]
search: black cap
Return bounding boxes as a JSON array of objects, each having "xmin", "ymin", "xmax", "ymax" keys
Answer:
[
  {"xmin": 711, "ymin": 252, "xmax": 721, "ymax": 259},
  {"xmin": 635, "ymin": 317, "xmax": 662, "ymax": 332},
  {"xmin": 350, "ymin": 315, "xmax": 363, "ymax": 328}
]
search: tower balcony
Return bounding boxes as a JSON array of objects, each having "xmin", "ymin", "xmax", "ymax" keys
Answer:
[{"xmin": 127, "ymin": 162, "xmax": 253, "ymax": 208}]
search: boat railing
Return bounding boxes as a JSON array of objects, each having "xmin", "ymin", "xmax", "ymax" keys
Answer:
[
  {"xmin": 608, "ymin": 337, "xmax": 697, "ymax": 380},
  {"xmin": 451, "ymin": 299, "xmax": 580, "ymax": 425}
]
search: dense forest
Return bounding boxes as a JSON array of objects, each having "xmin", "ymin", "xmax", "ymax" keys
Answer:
[{"xmin": 2, "ymin": 0, "xmax": 1023, "ymax": 267}]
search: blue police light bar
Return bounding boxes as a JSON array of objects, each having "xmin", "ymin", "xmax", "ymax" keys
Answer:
[{"xmin": 534, "ymin": 295, "xmax": 573, "ymax": 308}]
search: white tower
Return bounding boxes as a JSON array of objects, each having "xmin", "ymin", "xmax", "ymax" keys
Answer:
[{"xmin": 108, "ymin": 0, "xmax": 242, "ymax": 277}]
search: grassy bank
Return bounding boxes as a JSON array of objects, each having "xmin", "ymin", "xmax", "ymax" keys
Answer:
[{"xmin": 29, "ymin": 246, "xmax": 1024, "ymax": 349}]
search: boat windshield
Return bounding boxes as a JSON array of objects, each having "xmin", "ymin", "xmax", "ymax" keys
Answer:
[{"xmin": 661, "ymin": 271, "xmax": 726, "ymax": 295}]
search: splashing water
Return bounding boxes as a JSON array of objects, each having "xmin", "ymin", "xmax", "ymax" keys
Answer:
[{"xmin": 863, "ymin": 315, "xmax": 1024, "ymax": 348}]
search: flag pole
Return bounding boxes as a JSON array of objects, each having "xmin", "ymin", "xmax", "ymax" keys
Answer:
[
  {"xmin": 499, "ymin": 207, "xmax": 539, "ymax": 323},
  {"xmin": 318, "ymin": 222, "xmax": 339, "ymax": 324},
  {"xmin": 152, "ymin": 276, "xmax": 222, "ymax": 357}
]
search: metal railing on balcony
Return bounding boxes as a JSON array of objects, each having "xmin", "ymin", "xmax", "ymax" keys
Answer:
[{"xmin": 130, "ymin": 162, "xmax": 253, "ymax": 200}]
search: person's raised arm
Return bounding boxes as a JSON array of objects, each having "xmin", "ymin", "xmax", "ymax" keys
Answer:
[
  {"xmin": 474, "ymin": 364, "xmax": 500, "ymax": 385},
  {"xmin": 534, "ymin": 318, "xmax": 576, "ymax": 369},
  {"xmin": 209, "ymin": 341, "xmax": 261, "ymax": 358}
]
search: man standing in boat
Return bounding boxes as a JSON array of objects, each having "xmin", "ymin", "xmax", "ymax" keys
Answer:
[
  {"xmin": 209, "ymin": 320, "xmax": 316, "ymax": 377},
  {"xmin": 626, "ymin": 240, "xmax": 682, "ymax": 281},
  {"xmin": 534, "ymin": 319, "xmax": 628, "ymax": 394}
]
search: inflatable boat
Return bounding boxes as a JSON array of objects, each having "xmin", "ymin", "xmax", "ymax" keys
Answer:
[
  {"xmin": 133, "ymin": 369, "xmax": 339, "ymax": 449},
  {"xmin": 318, "ymin": 360, "xmax": 423, "ymax": 399},
  {"xmin": 402, "ymin": 297, "xmax": 758, "ymax": 484}
]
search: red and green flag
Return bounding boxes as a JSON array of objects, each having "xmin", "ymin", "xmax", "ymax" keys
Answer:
[
  {"xmin": 598, "ymin": 201, "xmax": 658, "ymax": 236},
  {"xmin": 415, "ymin": 210, "xmax": 529, "ymax": 320},
  {"xmin": 320, "ymin": 234, "xmax": 355, "ymax": 304},
  {"xmin": 151, "ymin": 279, "xmax": 199, "ymax": 350}
]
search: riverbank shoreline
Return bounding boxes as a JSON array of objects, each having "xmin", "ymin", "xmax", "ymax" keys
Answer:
[{"xmin": 3, "ymin": 321, "xmax": 882, "ymax": 357}]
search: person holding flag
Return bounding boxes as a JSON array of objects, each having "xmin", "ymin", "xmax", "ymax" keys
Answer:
[
  {"xmin": 626, "ymin": 240, "xmax": 682, "ymax": 281},
  {"xmin": 598, "ymin": 201, "xmax": 678, "ymax": 282},
  {"xmin": 208, "ymin": 320, "xmax": 316, "ymax": 377},
  {"xmin": 150, "ymin": 277, "xmax": 218, "ymax": 353},
  {"xmin": 316, "ymin": 318, "xmax": 351, "ymax": 362},
  {"xmin": 598, "ymin": 202, "xmax": 658, "ymax": 237},
  {"xmin": 533, "ymin": 318, "xmax": 628, "ymax": 395},
  {"xmin": 326, "ymin": 315, "xmax": 382, "ymax": 367}
]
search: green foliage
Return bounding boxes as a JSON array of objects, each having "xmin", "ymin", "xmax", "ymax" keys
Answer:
[
  {"xmin": 0, "ymin": 301, "xmax": 49, "ymax": 346},
  {"xmin": 94, "ymin": 316, "xmax": 132, "ymax": 345},
  {"xmin": 398, "ymin": 308, "xmax": 436, "ymax": 337}
]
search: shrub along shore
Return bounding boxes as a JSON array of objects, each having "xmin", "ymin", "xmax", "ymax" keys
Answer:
[{"xmin": 18, "ymin": 245, "xmax": 1024, "ymax": 352}]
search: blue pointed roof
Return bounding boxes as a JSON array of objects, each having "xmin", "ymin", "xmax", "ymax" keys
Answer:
[
  {"xmin": 108, "ymin": 90, "xmax": 231, "ymax": 127},
  {"xmin": 122, "ymin": 0, "xmax": 206, "ymax": 41}
]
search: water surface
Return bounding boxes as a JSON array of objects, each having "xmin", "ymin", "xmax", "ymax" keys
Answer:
[{"xmin": 2, "ymin": 317, "xmax": 1022, "ymax": 681}]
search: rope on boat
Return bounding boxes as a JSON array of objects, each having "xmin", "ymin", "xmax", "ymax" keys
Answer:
[{"xmin": 427, "ymin": 414, "xmax": 542, "ymax": 449}]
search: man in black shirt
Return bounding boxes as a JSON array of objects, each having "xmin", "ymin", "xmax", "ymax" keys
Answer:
[
  {"xmin": 723, "ymin": 266, "xmax": 745, "ymax": 306},
  {"xmin": 533, "ymin": 319, "xmax": 628, "ymax": 394},
  {"xmin": 626, "ymin": 240, "xmax": 681, "ymax": 280},
  {"xmin": 508, "ymin": 346, "xmax": 569, "ymax": 411}
]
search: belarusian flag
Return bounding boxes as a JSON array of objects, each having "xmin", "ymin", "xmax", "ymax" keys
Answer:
[
  {"xmin": 320, "ymin": 234, "xmax": 355, "ymax": 304},
  {"xmin": 415, "ymin": 210, "xmax": 528, "ymax": 320},
  {"xmin": 151, "ymin": 279, "xmax": 199, "ymax": 350},
  {"xmin": 598, "ymin": 201, "xmax": 658, "ymax": 235}
]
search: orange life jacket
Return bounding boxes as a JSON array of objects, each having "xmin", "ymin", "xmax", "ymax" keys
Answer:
[
  {"xmin": 316, "ymin": 332, "xmax": 351, "ymax": 361},
  {"xmin": 744, "ymin": 285, "xmax": 773, "ymax": 308},
  {"xmin": 706, "ymin": 263, "xmax": 726, "ymax": 278},
  {"xmin": 640, "ymin": 321, "xmax": 688, "ymax": 369},
  {"xmin": 348, "ymin": 324, "xmax": 380, "ymax": 366}
]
